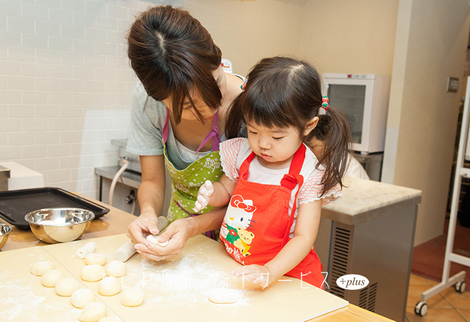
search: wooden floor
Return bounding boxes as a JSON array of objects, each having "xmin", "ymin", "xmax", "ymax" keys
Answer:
[
  {"xmin": 406, "ymin": 219, "xmax": 470, "ymax": 321},
  {"xmin": 411, "ymin": 219, "xmax": 470, "ymax": 287}
]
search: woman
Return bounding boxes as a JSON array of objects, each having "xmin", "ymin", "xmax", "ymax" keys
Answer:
[{"xmin": 125, "ymin": 5, "xmax": 244, "ymax": 261}]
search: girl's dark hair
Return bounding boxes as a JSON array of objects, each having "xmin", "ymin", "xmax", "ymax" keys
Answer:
[
  {"xmin": 127, "ymin": 5, "xmax": 222, "ymax": 123},
  {"xmin": 225, "ymin": 56, "xmax": 352, "ymax": 195},
  {"xmin": 305, "ymin": 114, "xmax": 353, "ymax": 194}
]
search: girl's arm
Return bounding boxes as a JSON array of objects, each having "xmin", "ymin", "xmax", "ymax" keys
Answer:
[{"xmin": 232, "ymin": 200, "xmax": 322, "ymax": 287}]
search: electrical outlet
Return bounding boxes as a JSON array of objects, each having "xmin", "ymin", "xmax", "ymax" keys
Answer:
[{"xmin": 447, "ymin": 77, "xmax": 459, "ymax": 93}]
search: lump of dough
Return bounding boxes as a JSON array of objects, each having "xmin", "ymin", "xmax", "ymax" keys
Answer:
[
  {"xmin": 146, "ymin": 234, "xmax": 169, "ymax": 247},
  {"xmin": 55, "ymin": 277, "xmax": 80, "ymax": 296},
  {"xmin": 81, "ymin": 264, "xmax": 105, "ymax": 282},
  {"xmin": 71, "ymin": 288, "xmax": 95, "ymax": 309},
  {"xmin": 120, "ymin": 289, "xmax": 144, "ymax": 307},
  {"xmin": 105, "ymin": 260, "xmax": 126, "ymax": 278},
  {"xmin": 41, "ymin": 269, "xmax": 64, "ymax": 287},
  {"xmin": 85, "ymin": 253, "xmax": 107, "ymax": 266},
  {"xmin": 99, "ymin": 276, "xmax": 121, "ymax": 296},
  {"xmin": 207, "ymin": 288, "xmax": 245, "ymax": 304},
  {"xmin": 76, "ymin": 242, "xmax": 96, "ymax": 259},
  {"xmin": 31, "ymin": 261, "xmax": 54, "ymax": 276},
  {"xmin": 78, "ymin": 302, "xmax": 107, "ymax": 322},
  {"xmin": 98, "ymin": 317, "xmax": 123, "ymax": 322}
]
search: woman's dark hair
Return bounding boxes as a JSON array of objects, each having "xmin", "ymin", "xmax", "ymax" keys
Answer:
[
  {"xmin": 305, "ymin": 114, "xmax": 353, "ymax": 194},
  {"xmin": 127, "ymin": 5, "xmax": 222, "ymax": 123},
  {"xmin": 225, "ymin": 56, "xmax": 352, "ymax": 195}
]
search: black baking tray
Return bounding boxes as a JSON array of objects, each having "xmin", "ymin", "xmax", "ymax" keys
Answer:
[{"xmin": 0, "ymin": 187, "xmax": 109, "ymax": 230}]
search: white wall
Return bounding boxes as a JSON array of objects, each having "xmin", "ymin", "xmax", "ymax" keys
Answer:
[
  {"xmin": 383, "ymin": 0, "xmax": 470, "ymax": 245},
  {"xmin": 0, "ymin": 0, "xmax": 174, "ymax": 199}
]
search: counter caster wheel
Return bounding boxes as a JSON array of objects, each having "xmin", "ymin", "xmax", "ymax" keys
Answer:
[
  {"xmin": 415, "ymin": 301, "xmax": 428, "ymax": 316},
  {"xmin": 455, "ymin": 281, "xmax": 466, "ymax": 293}
]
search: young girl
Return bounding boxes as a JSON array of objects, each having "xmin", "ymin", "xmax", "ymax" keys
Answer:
[{"xmin": 193, "ymin": 57, "xmax": 350, "ymax": 289}]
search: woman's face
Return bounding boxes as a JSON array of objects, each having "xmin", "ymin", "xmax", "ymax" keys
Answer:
[
  {"xmin": 163, "ymin": 65, "xmax": 227, "ymax": 122},
  {"xmin": 307, "ymin": 137, "xmax": 325, "ymax": 160}
]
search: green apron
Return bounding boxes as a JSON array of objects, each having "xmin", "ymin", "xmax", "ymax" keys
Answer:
[{"xmin": 162, "ymin": 108, "xmax": 223, "ymax": 239}]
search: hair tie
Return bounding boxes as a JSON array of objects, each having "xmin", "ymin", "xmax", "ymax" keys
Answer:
[{"xmin": 321, "ymin": 96, "xmax": 329, "ymax": 110}]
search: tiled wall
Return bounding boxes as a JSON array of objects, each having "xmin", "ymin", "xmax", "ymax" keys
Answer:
[{"xmin": 0, "ymin": 0, "xmax": 177, "ymax": 199}]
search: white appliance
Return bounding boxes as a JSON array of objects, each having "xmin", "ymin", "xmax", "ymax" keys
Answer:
[{"xmin": 322, "ymin": 73, "xmax": 391, "ymax": 154}]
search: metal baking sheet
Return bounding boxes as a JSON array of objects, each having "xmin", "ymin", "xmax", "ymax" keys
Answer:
[{"xmin": 0, "ymin": 187, "xmax": 109, "ymax": 230}]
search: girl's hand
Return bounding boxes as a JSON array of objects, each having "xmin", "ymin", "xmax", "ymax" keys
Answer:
[
  {"xmin": 193, "ymin": 180, "xmax": 214, "ymax": 212},
  {"xmin": 232, "ymin": 265, "xmax": 273, "ymax": 289}
]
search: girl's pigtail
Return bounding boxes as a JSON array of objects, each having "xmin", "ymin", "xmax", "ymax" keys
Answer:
[{"xmin": 318, "ymin": 107, "xmax": 353, "ymax": 195}]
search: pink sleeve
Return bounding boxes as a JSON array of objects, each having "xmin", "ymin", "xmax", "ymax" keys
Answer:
[
  {"xmin": 219, "ymin": 138, "xmax": 244, "ymax": 182},
  {"xmin": 298, "ymin": 170, "xmax": 342, "ymax": 206}
]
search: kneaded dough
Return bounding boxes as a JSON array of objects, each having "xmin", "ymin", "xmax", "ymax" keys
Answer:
[
  {"xmin": 78, "ymin": 302, "xmax": 107, "ymax": 322},
  {"xmin": 99, "ymin": 276, "xmax": 121, "ymax": 296},
  {"xmin": 81, "ymin": 264, "xmax": 105, "ymax": 282},
  {"xmin": 105, "ymin": 260, "xmax": 126, "ymax": 278},
  {"xmin": 85, "ymin": 253, "xmax": 107, "ymax": 266},
  {"xmin": 207, "ymin": 288, "xmax": 245, "ymax": 304},
  {"xmin": 146, "ymin": 234, "xmax": 169, "ymax": 247},
  {"xmin": 76, "ymin": 242, "xmax": 96, "ymax": 259},
  {"xmin": 71, "ymin": 288, "xmax": 95, "ymax": 309},
  {"xmin": 41, "ymin": 269, "xmax": 64, "ymax": 287},
  {"xmin": 120, "ymin": 289, "xmax": 144, "ymax": 307},
  {"xmin": 55, "ymin": 277, "xmax": 80, "ymax": 297},
  {"xmin": 31, "ymin": 261, "xmax": 54, "ymax": 276},
  {"xmin": 98, "ymin": 317, "xmax": 123, "ymax": 322}
]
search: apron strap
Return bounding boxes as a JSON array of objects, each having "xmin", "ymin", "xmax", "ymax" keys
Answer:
[
  {"xmin": 195, "ymin": 110, "xmax": 220, "ymax": 153},
  {"xmin": 281, "ymin": 144, "xmax": 306, "ymax": 240}
]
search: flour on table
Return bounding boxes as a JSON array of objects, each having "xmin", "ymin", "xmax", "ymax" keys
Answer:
[
  {"xmin": 125, "ymin": 250, "xmax": 249, "ymax": 308},
  {"xmin": 0, "ymin": 271, "xmax": 45, "ymax": 321}
]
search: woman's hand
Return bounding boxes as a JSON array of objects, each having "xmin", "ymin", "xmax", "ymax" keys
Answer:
[
  {"xmin": 133, "ymin": 218, "xmax": 195, "ymax": 262},
  {"xmin": 232, "ymin": 265, "xmax": 273, "ymax": 289},
  {"xmin": 193, "ymin": 180, "xmax": 214, "ymax": 212},
  {"xmin": 127, "ymin": 210, "xmax": 160, "ymax": 245}
]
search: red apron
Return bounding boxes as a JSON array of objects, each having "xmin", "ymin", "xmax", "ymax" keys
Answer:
[{"xmin": 219, "ymin": 144, "xmax": 324, "ymax": 288}]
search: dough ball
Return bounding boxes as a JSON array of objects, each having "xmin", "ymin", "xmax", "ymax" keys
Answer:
[
  {"xmin": 146, "ymin": 235, "xmax": 169, "ymax": 247},
  {"xmin": 85, "ymin": 253, "xmax": 107, "ymax": 266},
  {"xmin": 105, "ymin": 260, "xmax": 126, "ymax": 278},
  {"xmin": 78, "ymin": 302, "xmax": 107, "ymax": 322},
  {"xmin": 41, "ymin": 269, "xmax": 64, "ymax": 287},
  {"xmin": 31, "ymin": 261, "xmax": 54, "ymax": 276},
  {"xmin": 81, "ymin": 264, "xmax": 105, "ymax": 282},
  {"xmin": 207, "ymin": 288, "xmax": 245, "ymax": 304},
  {"xmin": 71, "ymin": 288, "xmax": 95, "ymax": 309},
  {"xmin": 55, "ymin": 277, "xmax": 80, "ymax": 297},
  {"xmin": 98, "ymin": 317, "xmax": 123, "ymax": 322},
  {"xmin": 120, "ymin": 289, "xmax": 144, "ymax": 307},
  {"xmin": 99, "ymin": 276, "xmax": 121, "ymax": 296}
]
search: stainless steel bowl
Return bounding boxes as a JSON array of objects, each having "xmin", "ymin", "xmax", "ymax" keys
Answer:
[
  {"xmin": 25, "ymin": 208, "xmax": 95, "ymax": 243},
  {"xmin": 0, "ymin": 223, "xmax": 12, "ymax": 250}
]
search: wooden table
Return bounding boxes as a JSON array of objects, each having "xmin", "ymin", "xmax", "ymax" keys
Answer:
[{"xmin": 0, "ymin": 196, "xmax": 392, "ymax": 321}]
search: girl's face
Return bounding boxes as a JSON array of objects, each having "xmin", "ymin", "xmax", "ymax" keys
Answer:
[
  {"xmin": 246, "ymin": 121, "xmax": 303, "ymax": 169},
  {"xmin": 163, "ymin": 66, "xmax": 227, "ymax": 122}
]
